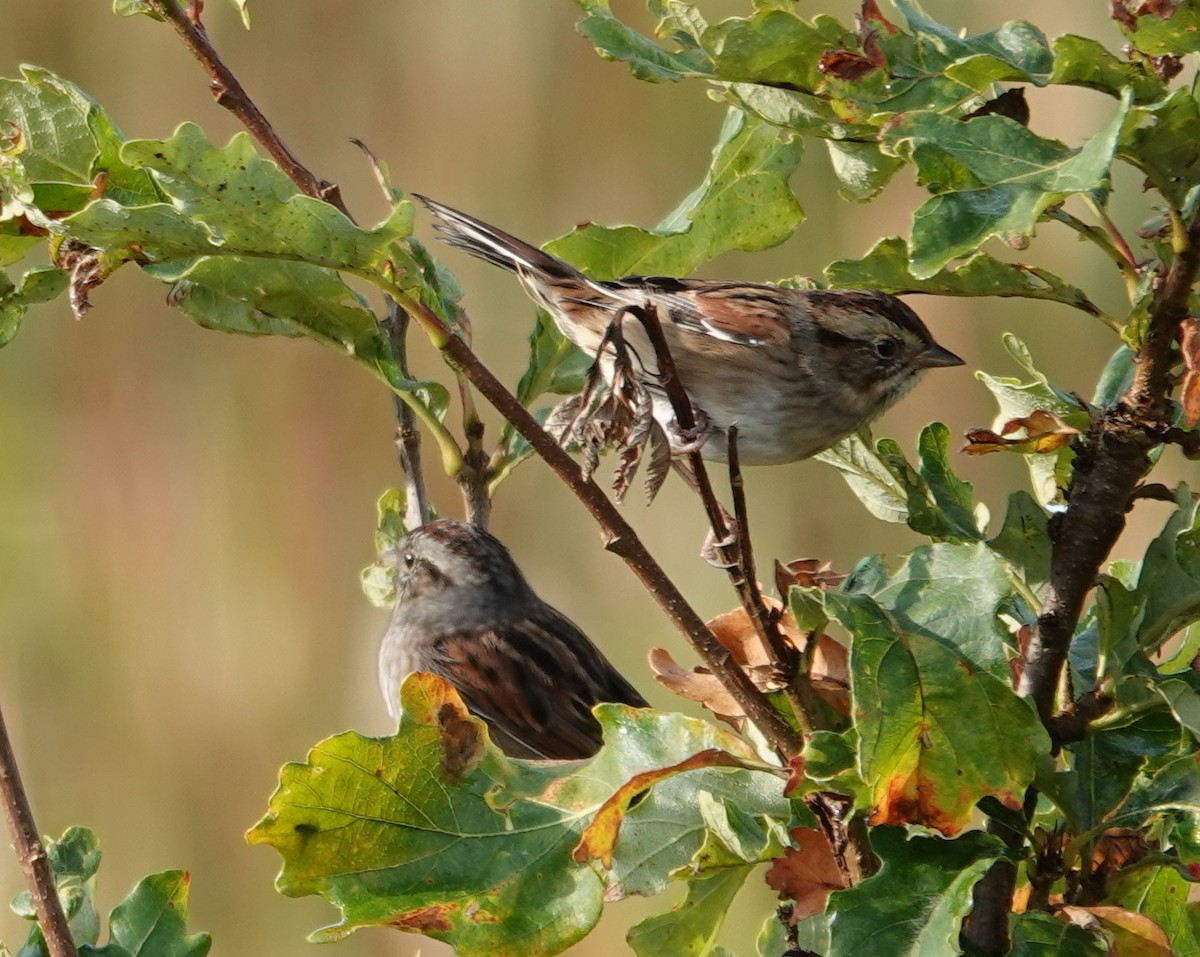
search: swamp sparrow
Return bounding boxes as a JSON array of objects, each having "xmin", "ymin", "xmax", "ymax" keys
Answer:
[
  {"xmin": 418, "ymin": 196, "xmax": 964, "ymax": 464},
  {"xmin": 378, "ymin": 519, "xmax": 647, "ymax": 760}
]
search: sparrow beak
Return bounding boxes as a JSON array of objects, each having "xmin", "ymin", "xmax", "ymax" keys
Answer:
[{"xmin": 917, "ymin": 343, "xmax": 965, "ymax": 369}]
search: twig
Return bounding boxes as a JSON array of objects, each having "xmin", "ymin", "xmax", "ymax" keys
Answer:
[
  {"xmin": 381, "ymin": 299, "xmax": 430, "ymax": 529},
  {"xmin": 145, "ymin": 0, "xmax": 349, "ymax": 216},
  {"xmin": 727, "ymin": 429, "xmax": 823, "ymax": 731},
  {"xmin": 0, "ymin": 699, "xmax": 78, "ymax": 957},
  {"xmin": 621, "ymin": 305, "xmax": 805, "ymax": 712}
]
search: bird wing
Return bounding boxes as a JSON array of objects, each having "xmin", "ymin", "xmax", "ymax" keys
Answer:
[
  {"xmin": 610, "ymin": 277, "xmax": 795, "ymax": 348},
  {"xmin": 434, "ymin": 611, "xmax": 644, "ymax": 761}
]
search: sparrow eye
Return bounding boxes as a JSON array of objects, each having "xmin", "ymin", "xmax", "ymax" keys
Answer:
[
  {"xmin": 402, "ymin": 552, "xmax": 416, "ymax": 567},
  {"xmin": 873, "ymin": 337, "xmax": 899, "ymax": 360}
]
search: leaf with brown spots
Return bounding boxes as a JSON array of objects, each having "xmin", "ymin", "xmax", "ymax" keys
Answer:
[
  {"xmin": 248, "ymin": 674, "xmax": 793, "ymax": 955},
  {"xmin": 573, "ymin": 749, "xmax": 769, "ymax": 869},
  {"xmin": 825, "ymin": 588, "xmax": 1049, "ymax": 835}
]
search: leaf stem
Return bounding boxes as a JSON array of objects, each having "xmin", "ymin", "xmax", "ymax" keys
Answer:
[
  {"xmin": 1046, "ymin": 204, "xmax": 1139, "ymax": 302},
  {"xmin": 0, "ymin": 699, "xmax": 79, "ymax": 957}
]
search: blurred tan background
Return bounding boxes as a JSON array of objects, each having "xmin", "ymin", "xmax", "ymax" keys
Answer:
[{"xmin": 0, "ymin": 2, "xmax": 1189, "ymax": 956}]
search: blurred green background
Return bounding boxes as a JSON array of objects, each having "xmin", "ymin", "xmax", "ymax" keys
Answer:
[{"xmin": 0, "ymin": 2, "xmax": 1190, "ymax": 955}]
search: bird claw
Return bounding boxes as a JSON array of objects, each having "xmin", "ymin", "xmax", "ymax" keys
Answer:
[
  {"xmin": 700, "ymin": 524, "xmax": 741, "ymax": 569},
  {"xmin": 668, "ymin": 408, "xmax": 714, "ymax": 456}
]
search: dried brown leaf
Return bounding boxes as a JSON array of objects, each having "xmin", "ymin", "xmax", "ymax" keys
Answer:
[
  {"xmin": 964, "ymin": 409, "xmax": 1082, "ymax": 455},
  {"xmin": 817, "ymin": 50, "xmax": 878, "ymax": 81},
  {"xmin": 775, "ymin": 558, "xmax": 848, "ymax": 593},
  {"xmin": 765, "ymin": 827, "xmax": 849, "ymax": 920},
  {"xmin": 1179, "ymin": 318, "xmax": 1200, "ymax": 427}
]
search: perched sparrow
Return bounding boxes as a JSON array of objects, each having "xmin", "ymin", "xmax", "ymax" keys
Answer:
[
  {"xmin": 418, "ymin": 196, "xmax": 964, "ymax": 465},
  {"xmin": 378, "ymin": 519, "xmax": 647, "ymax": 760}
]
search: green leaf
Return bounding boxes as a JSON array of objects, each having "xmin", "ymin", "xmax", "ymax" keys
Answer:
[
  {"xmin": 849, "ymin": 541, "xmax": 1016, "ymax": 678},
  {"xmin": 1109, "ymin": 753, "xmax": 1200, "ymax": 830},
  {"xmin": 827, "ymin": 589, "xmax": 1047, "ymax": 835},
  {"xmin": 1114, "ymin": 0, "xmax": 1200, "ymax": 56},
  {"xmin": 816, "ymin": 431, "xmax": 911, "ymax": 525},
  {"xmin": 825, "ymin": 141, "xmax": 904, "ymax": 202},
  {"xmin": 885, "ymin": 92, "xmax": 1132, "ymax": 277},
  {"xmin": 0, "ymin": 66, "xmax": 158, "ymax": 223},
  {"xmin": 1131, "ymin": 486, "xmax": 1200, "ymax": 652},
  {"xmin": 360, "ymin": 488, "xmax": 421, "ymax": 609},
  {"xmin": 0, "ymin": 265, "xmax": 68, "ymax": 347},
  {"xmin": 975, "ymin": 334, "xmax": 1089, "ymax": 506},
  {"xmin": 1093, "ymin": 345, "xmax": 1135, "ymax": 407},
  {"xmin": 574, "ymin": 0, "xmax": 712, "ymax": 82},
  {"xmin": 693, "ymin": 8, "xmax": 849, "ymax": 90},
  {"xmin": 8, "ymin": 829, "xmax": 208, "ymax": 957},
  {"xmin": 888, "ymin": 1, "xmax": 1053, "ymax": 82},
  {"xmin": 63, "ymin": 124, "xmax": 407, "ymax": 274},
  {"xmin": 1121, "ymin": 87, "xmax": 1200, "ymax": 207},
  {"xmin": 1049, "ymin": 34, "xmax": 1165, "ymax": 104},
  {"xmin": 825, "ymin": 827, "xmax": 1007, "ymax": 957},
  {"xmin": 816, "ymin": 425, "xmax": 982, "ymax": 541},
  {"xmin": 0, "ymin": 66, "xmax": 102, "ymax": 218},
  {"xmin": 1009, "ymin": 910, "xmax": 1106, "ymax": 956},
  {"xmin": 105, "ymin": 873, "xmax": 211, "ymax": 957},
  {"xmin": 112, "ymin": 1, "xmax": 162, "ymax": 19},
  {"xmin": 825, "ymin": 236, "xmax": 1101, "ymax": 317},
  {"xmin": 11, "ymin": 828, "xmax": 102, "ymax": 953},
  {"xmin": 247, "ymin": 673, "xmax": 791, "ymax": 956},
  {"xmin": 1105, "ymin": 865, "xmax": 1200, "ymax": 957},
  {"xmin": 988, "ymin": 490, "xmax": 1052, "ymax": 594},
  {"xmin": 627, "ymin": 867, "xmax": 749, "ymax": 957},
  {"xmin": 547, "ymin": 109, "xmax": 803, "ymax": 280}
]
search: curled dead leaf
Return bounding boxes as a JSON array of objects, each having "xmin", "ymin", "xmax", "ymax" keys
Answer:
[
  {"xmin": 650, "ymin": 599, "xmax": 850, "ymax": 722},
  {"xmin": 817, "ymin": 50, "xmax": 878, "ymax": 81},
  {"xmin": 775, "ymin": 558, "xmax": 847, "ymax": 594},
  {"xmin": 964, "ymin": 409, "xmax": 1083, "ymax": 456}
]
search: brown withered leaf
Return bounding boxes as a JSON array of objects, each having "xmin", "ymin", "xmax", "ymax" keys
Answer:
[
  {"xmin": 1179, "ymin": 318, "xmax": 1200, "ymax": 427},
  {"xmin": 1111, "ymin": 0, "xmax": 1139, "ymax": 28},
  {"xmin": 775, "ymin": 558, "xmax": 848, "ymax": 595},
  {"xmin": 1091, "ymin": 827, "xmax": 1155, "ymax": 876},
  {"xmin": 765, "ymin": 827, "xmax": 849, "ymax": 921},
  {"xmin": 52, "ymin": 240, "xmax": 105, "ymax": 318},
  {"xmin": 817, "ymin": 50, "xmax": 878, "ymax": 81},
  {"xmin": 652, "ymin": 600, "xmax": 850, "ymax": 722},
  {"xmin": 648, "ymin": 647, "xmax": 744, "ymax": 726},
  {"xmin": 964, "ymin": 409, "xmax": 1082, "ymax": 456},
  {"xmin": 963, "ymin": 88, "xmax": 1030, "ymax": 126},
  {"xmin": 856, "ymin": 0, "xmax": 895, "ymax": 69},
  {"xmin": 1137, "ymin": 0, "xmax": 1180, "ymax": 17}
]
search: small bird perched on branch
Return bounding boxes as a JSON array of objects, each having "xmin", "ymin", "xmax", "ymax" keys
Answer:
[
  {"xmin": 378, "ymin": 519, "xmax": 647, "ymax": 760},
  {"xmin": 418, "ymin": 196, "xmax": 963, "ymax": 466}
]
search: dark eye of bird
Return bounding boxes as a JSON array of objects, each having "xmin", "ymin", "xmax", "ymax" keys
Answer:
[
  {"xmin": 403, "ymin": 552, "xmax": 416, "ymax": 567},
  {"xmin": 873, "ymin": 337, "xmax": 899, "ymax": 360}
]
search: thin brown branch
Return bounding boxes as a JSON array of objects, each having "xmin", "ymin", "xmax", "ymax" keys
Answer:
[
  {"xmin": 381, "ymin": 299, "xmax": 431, "ymax": 529},
  {"xmin": 144, "ymin": 0, "xmax": 349, "ymax": 216},
  {"xmin": 0, "ymin": 700, "xmax": 78, "ymax": 957},
  {"xmin": 727, "ymin": 429, "xmax": 824, "ymax": 731},
  {"xmin": 621, "ymin": 305, "xmax": 806, "ymax": 716}
]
